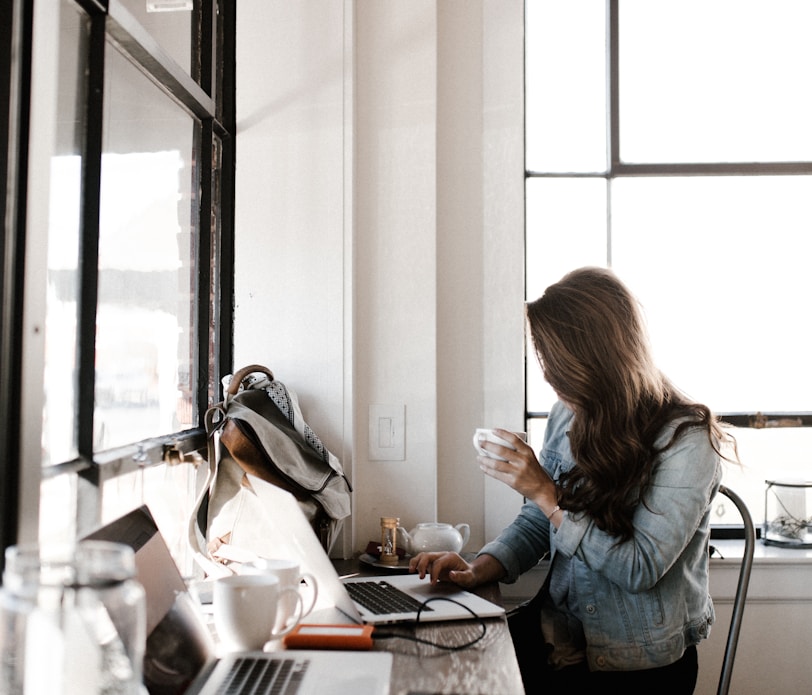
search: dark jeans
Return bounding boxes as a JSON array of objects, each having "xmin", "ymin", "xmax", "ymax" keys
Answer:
[
  {"xmin": 507, "ymin": 596, "xmax": 698, "ymax": 694},
  {"xmin": 541, "ymin": 646, "xmax": 698, "ymax": 693}
]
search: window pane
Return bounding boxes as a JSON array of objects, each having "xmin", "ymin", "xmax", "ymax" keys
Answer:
[
  {"xmin": 721, "ymin": 427, "xmax": 812, "ymax": 527},
  {"xmin": 118, "ymin": 0, "xmax": 195, "ymax": 77},
  {"xmin": 102, "ymin": 461, "xmax": 199, "ymax": 575},
  {"xmin": 526, "ymin": 178, "xmax": 608, "ymax": 302},
  {"xmin": 525, "ymin": 0, "xmax": 606, "ymax": 173},
  {"xmin": 620, "ymin": 0, "xmax": 812, "ymax": 163},
  {"xmin": 42, "ymin": 0, "xmax": 90, "ymax": 465},
  {"xmin": 96, "ymin": 44, "xmax": 198, "ymax": 450},
  {"xmin": 207, "ymin": 134, "xmax": 224, "ymax": 395},
  {"xmin": 526, "ymin": 177, "xmax": 608, "ymax": 412},
  {"xmin": 527, "ymin": 417, "xmax": 548, "ymax": 463},
  {"xmin": 611, "ymin": 176, "xmax": 812, "ymax": 413}
]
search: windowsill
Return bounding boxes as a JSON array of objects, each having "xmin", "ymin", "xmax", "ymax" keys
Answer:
[
  {"xmin": 710, "ymin": 538, "xmax": 812, "ymax": 563},
  {"xmin": 709, "ymin": 538, "xmax": 812, "ymax": 602}
]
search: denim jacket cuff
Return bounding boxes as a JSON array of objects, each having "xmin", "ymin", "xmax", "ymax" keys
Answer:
[
  {"xmin": 552, "ymin": 510, "xmax": 588, "ymax": 557},
  {"xmin": 475, "ymin": 543, "xmax": 522, "ymax": 584}
]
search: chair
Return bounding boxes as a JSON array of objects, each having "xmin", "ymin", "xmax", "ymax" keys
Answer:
[{"xmin": 715, "ymin": 485, "xmax": 755, "ymax": 695}]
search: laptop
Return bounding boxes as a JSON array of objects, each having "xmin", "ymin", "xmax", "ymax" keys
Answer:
[
  {"xmin": 206, "ymin": 476, "xmax": 506, "ymax": 626},
  {"xmin": 84, "ymin": 506, "xmax": 392, "ymax": 695}
]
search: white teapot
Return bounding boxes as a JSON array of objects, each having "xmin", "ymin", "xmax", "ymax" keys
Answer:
[{"xmin": 397, "ymin": 522, "xmax": 471, "ymax": 554}]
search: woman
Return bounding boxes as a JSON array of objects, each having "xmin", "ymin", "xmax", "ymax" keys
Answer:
[{"xmin": 410, "ymin": 267, "xmax": 733, "ymax": 692}]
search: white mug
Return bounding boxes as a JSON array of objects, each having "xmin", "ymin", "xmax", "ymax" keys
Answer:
[
  {"xmin": 473, "ymin": 428, "xmax": 527, "ymax": 461},
  {"xmin": 243, "ymin": 558, "xmax": 319, "ymax": 631},
  {"xmin": 213, "ymin": 574, "xmax": 303, "ymax": 651}
]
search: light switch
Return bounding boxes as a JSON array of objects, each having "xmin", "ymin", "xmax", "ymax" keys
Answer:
[
  {"xmin": 369, "ymin": 404, "xmax": 405, "ymax": 461},
  {"xmin": 378, "ymin": 417, "xmax": 394, "ymax": 448}
]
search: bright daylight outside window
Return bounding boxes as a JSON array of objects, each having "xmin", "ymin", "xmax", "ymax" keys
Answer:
[
  {"xmin": 36, "ymin": 0, "xmax": 228, "ymax": 561},
  {"xmin": 94, "ymin": 47, "xmax": 196, "ymax": 452},
  {"xmin": 525, "ymin": 0, "xmax": 812, "ymax": 527}
]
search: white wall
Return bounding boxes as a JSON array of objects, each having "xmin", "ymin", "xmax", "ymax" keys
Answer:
[
  {"xmin": 234, "ymin": 0, "xmax": 350, "ymax": 553},
  {"xmin": 234, "ymin": 0, "xmax": 525, "ymax": 556},
  {"xmin": 695, "ymin": 544, "xmax": 812, "ymax": 695},
  {"xmin": 232, "ymin": 6, "xmax": 812, "ymax": 693}
]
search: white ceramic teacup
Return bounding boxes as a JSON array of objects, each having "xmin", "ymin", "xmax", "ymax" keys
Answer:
[
  {"xmin": 243, "ymin": 558, "xmax": 319, "ymax": 631},
  {"xmin": 213, "ymin": 573, "xmax": 303, "ymax": 651},
  {"xmin": 473, "ymin": 428, "xmax": 527, "ymax": 462}
]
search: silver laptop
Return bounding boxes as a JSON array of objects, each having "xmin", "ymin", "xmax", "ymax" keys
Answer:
[
  {"xmin": 85, "ymin": 506, "xmax": 392, "ymax": 695},
  {"xmin": 212, "ymin": 477, "xmax": 506, "ymax": 626}
]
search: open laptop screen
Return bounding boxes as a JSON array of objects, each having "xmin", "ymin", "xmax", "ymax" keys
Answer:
[{"xmin": 84, "ymin": 506, "xmax": 214, "ymax": 695}]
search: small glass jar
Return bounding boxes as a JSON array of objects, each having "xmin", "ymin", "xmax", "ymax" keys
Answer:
[
  {"xmin": 763, "ymin": 479, "xmax": 812, "ymax": 548},
  {"xmin": 0, "ymin": 541, "xmax": 146, "ymax": 694}
]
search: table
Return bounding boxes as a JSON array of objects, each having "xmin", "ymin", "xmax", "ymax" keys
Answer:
[{"xmin": 332, "ymin": 559, "xmax": 525, "ymax": 695}]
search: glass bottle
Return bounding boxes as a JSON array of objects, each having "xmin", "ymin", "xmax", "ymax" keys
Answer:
[{"xmin": 0, "ymin": 540, "xmax": 146, "ymax": 694}]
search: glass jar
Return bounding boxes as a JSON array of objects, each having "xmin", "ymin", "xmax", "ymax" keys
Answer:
[
  {"xmin": 0, "ymin": 541, "xmax": 146, "ymax": 694},
  {"xmin": 763, "ymin": 479, "xmax": 812, "ymax": 548}
]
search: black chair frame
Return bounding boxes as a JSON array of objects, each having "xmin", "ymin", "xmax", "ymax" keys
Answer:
[{"xmin": 715, "ymin": 484, "xmax": 755, "ymax": 695}]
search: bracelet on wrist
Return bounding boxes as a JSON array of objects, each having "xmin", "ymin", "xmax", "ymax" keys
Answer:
[{"xmin": 546, "ymin": 505, "xmax": 561, "ymax": 520}]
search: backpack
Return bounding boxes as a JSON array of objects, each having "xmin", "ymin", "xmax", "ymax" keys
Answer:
[{"xmin": 188, "ymin": 365, "xmax": 352, "ymax": 576}]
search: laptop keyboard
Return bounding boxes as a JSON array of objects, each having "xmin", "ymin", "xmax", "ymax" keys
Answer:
[
  {"xmin": 345, "ymin": 580, "xmax": 434, "ymax": 615},
  {"xmin": 218, "ymin": 656, "xmax": 309, "ymax": 694}
]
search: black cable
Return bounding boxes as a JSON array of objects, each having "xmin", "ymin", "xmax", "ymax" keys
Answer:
[{"xmin": 373, "ymin": 597, "xmax": 488, "ymax": 652}]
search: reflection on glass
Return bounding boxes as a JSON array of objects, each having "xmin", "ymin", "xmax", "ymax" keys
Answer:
[
  {"xmin": 611, "ymin": 176, "xmax": 812, "ymax": 413},
  {"xmin": 208, "ymin": 135, "xmax": 223, "ymax": 396},
  {"xmin": 42, "ymin": 0, "xmax": 90, "ymax": 466},
  {"xmin": 117, "ymin": 0, "xmax": 194, "ymax": 77},
  {"xmin": 102, "ymin": 461, "xmax": 198, "ymax": 574},
  {"xmin": 620, "ymin": 0, "xmax": 812, "ymax": 163},
  {"xmin": 96, "ymin": 43, "xmax": 197, "ymax": 450}
]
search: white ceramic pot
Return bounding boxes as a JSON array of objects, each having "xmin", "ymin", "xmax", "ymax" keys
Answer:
[{"xmin": 397, "ymin": 522, "xmax": 471, "ymax": 554}]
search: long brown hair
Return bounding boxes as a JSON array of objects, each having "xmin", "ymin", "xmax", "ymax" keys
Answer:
[{"xmin": 526, "ymin": 267, "xmax": 729, "ymax": 540}]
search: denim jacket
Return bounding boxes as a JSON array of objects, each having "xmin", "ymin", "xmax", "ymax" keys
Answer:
[{"xmin": 479, "ymin": 400, "xmax": 722, "ymax": 671}]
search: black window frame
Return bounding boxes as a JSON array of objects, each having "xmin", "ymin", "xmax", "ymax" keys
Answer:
[
  {"xmin": 0, "ymin": 0, "xmax": 236, "ymax": 567},
  {"xmin": 524, "ymin": 0, "xmax": 812, "ymax": 432}
]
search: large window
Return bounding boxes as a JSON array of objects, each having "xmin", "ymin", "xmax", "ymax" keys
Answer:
[
  {"xmin": 2, "ymin": 0, "xmax": 234, "ymax": 570},
  {"xmin": 525, "ymin": 0, "xmax": 812, "ymax": 526}
]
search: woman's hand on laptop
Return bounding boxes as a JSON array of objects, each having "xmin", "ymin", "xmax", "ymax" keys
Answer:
[{"xmin": 409, "ymin": 552, "xmax": 505, "ymax": 588}]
